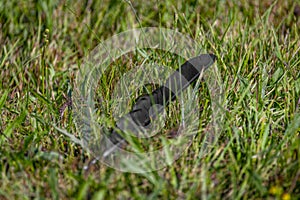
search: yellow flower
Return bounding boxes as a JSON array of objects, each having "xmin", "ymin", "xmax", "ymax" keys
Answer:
[
  {"xmin": 269, "ymin": 185, "xmax": 283, "ymax": 195},
  {"xmin": 282, "ymin": 193, "xmax": 291, "ymax": 200}
]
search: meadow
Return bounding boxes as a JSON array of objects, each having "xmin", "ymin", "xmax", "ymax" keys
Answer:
[{"xmin": 0, "ymin": 0, "xmax": 300, "ymax": 199}]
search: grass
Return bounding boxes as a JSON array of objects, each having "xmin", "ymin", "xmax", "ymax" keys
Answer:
[{"xmin": 1, "ymin": 0, "xmax": 300, "ymax": 199}]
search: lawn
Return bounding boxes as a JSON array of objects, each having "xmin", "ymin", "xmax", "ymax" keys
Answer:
[{"xmin": 0, "ymin": 0, "xmax": 300, "ymax": 199}]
